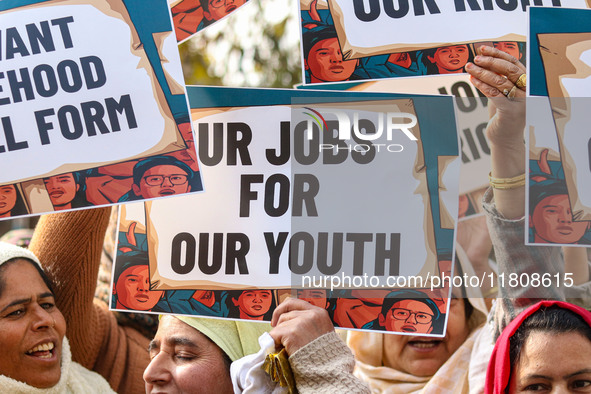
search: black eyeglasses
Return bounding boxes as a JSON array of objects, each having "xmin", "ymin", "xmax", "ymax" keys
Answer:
[
  {"xmin": 390, "ymin": 308, "xmax": 433, "ymax": 324},
  {"xmin": 143, "ymin": 174, "xmax": 188, "ymax": 186}
]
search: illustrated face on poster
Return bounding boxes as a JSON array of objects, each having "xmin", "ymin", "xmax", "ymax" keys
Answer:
[
  {"xmin": 424, "ymin": 45, "xmax": 471, "ymax": 74},
  {"xmin": 0, "ymin": 184, "xmax": 22, "ymax": 218},
  {"xmin": 170, "ymin": 0, "xmax": 251, "ymax": 43},
  {"xmin": 527, "ymin": 7, "xmax": 591, "ymax": 245},
  {"xmin": 114, "ymin": 264, "xmax": 164, "ymax": 311},
  {"xmin": 110, "ymin": 87, "xmax": 460, "ymax": 335},
  {"xmin": 380, "ymin": 299, "xmax": 435, "ymax": 333},
  {"xmin": 299, "ymin": 0, "xmax": 591, "ymax": 84},
  {"xmin": 304, "ymin": 35, "xmax": 360, "ymax": 83},
  {"xmin": 0, "ymin": 0, "xmax": 202, "ymax": 218},
  {"xmin": 530, "ymin": 191, "xmax": 590, "ymax": 244},
  {"xmin": 229, "ymin": 289, "xmax": 274, "ymax": 320},
  {"xmin": 527, "ymin": 107, "xmax": 585, "ymax": 245},
  {"xmin": 43, "ymin": 173, "xmax": 79, "ymax": 211}
]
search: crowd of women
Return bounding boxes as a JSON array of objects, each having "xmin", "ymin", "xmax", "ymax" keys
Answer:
[{"xmin": 1, "ymin": 45, "xmax": 590, "ymax": 393}]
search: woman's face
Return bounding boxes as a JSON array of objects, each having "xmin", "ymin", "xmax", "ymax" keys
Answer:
[
  {"xmin": 144, "ymin": 316, "xmax": 234, "ymax": 393},
  {"xmin": 0, "ymin": 259, "xmax": 66, "ymax": 388},
  {"xmin": 382, "ymin": 298, "xmax": 470, "ymax": 376},
  {"xmin": 509, "ymin": 331, "xmax": 591, "ymax": 393},
  {"xmin": 0, "ymin": 185, "xmax": 18, "ymax": 217}
]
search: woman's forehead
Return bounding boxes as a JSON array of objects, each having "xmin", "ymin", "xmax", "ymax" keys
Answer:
[{"xmin": 0, "ymin": 259, "xmax": 52, "ymax": 300}]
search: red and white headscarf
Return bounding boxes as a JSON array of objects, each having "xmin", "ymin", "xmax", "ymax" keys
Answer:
[{"xmin": 485, "ymin": 300, "xmax": 591, "ymax": 393}]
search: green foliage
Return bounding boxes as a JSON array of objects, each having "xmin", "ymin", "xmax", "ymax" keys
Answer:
[{"xmin": 178, "ymin": 0, "xmax": 302, "ymax": 88}]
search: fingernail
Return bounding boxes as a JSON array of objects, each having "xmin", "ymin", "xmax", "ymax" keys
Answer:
[
  {"xmin": 465, "ymin": 62, "xmax": 473, "ymax": 70},
  {"xmin": 474, "ymin": 55, "xmax": 481, "ymax": 62}
]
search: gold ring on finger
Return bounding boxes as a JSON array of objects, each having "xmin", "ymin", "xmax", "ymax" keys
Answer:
[
  {"xmin": 516, "ymin": 73, "xmax": 526, "ymax": 89},
  {"xmin": 507, "ymin": 85, "xmax": 518, "ymax": 101}
]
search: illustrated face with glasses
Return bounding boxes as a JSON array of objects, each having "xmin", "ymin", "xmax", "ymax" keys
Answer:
[
  {"xmin": 379, "ymin": 299, "xmax": 435, "ymax": 333},
  {"xmin": 132, "ymin": 164, "xmax": 190, "ymax": 199},
  {"xmin": 203, "ymin": 0, "xmax": 247, "ymax": 22}
]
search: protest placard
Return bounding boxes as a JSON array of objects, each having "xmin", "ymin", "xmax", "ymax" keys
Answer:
[
  {"xmin": 299, "ymin": 0, "xmax": 590, "ymax": 84},
  {"xmin": 298, "ymin": 76, "xmax": 491, "ymax": 219},
  {"xmin": 170, "ymin": 0, "xmax": 251, "ymax": 43},
  {"xmin": 527, "ymin": 7, "xmax": 591, "ymax": 246},
  {"xmin": 111, "ymin": 86, "xmax": 460, "ymax": 334},
  {"xmin": 0, "ymin": 0, "xmax": 201, "ymax": 219}
]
